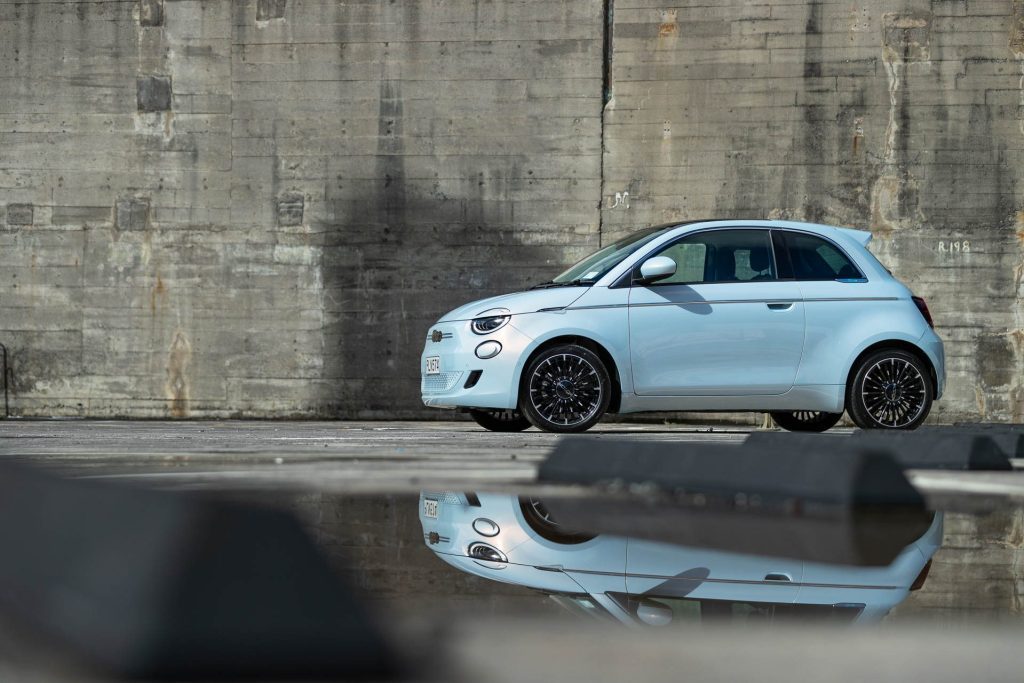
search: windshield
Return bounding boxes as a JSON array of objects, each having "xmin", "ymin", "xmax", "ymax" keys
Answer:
[{"xmin": 550, "ymin": 224, "xmax": 675, "ymax": 285}]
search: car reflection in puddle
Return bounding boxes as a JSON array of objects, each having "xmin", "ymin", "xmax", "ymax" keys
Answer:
[{"xmin": 418, "ymin": 491, "xmax": 942, "ymax": 626}]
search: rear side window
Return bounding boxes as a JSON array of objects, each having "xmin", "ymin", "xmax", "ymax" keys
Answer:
[
  {"xmin": 647, "ymin": 229, "xmax": 776, "ymax": 285},
  {"xmin": 781, "ymin": 232, "xmax": 863, "ymax": 281}
]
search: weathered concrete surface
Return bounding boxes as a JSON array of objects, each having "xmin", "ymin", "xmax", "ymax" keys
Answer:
[
  {"xmin": 603, "ymin": 0, "xmax": 1024, "ymax": 423},
  {"xmin": 0, "ymin": 0, "xmax": 603, "ymax": 418},
  {"xmin": 0, "ymin": 1, "xmax": 1022, "ymax": 422}
]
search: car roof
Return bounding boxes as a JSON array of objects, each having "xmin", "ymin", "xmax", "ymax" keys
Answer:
[{"xmin": 653, "ymin": 219, "xmax": 873, "ymax": 249}]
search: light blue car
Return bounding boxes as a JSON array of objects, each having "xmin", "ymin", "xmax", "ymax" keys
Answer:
[
  {"xmin": 421, "ymin": 220, "xmax": 944, "ymax": 433},
  {"xmin": 419, "ymin": 492, "xmax": 943, "ymax": 625}
]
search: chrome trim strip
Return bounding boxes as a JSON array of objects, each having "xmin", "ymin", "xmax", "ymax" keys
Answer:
[
  {"xmin": 566, "ymin": 297, "xmax": 899, "ymax": 312},
  {"xmin": 561, "ymin": 567, "xmax": 898, "ymax": 590}
]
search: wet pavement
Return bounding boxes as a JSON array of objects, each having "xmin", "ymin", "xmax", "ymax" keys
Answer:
[
  {"xmin": 2, "ymin": 420, "xmax": 1024, "ymax": 681},
  {"xmin": 2, "ymin": 420, "xmax": 1024, "ymax": 509}
]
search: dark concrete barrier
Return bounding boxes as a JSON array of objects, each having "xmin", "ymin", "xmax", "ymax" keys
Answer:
[
  {"xmin": 538, "ymin": 439, "xmax": 924, "ymax": 510},
  {"xmin": 0, "ymin": 463, "xmax": 396, "ymax": 680},
  {"xmin": 923, "ymin": 424, "xmax": 1023, "ymax": 459},
  {"xmin": 745, "ymin": 431, "xmax": 1012, "ymax": 471}
]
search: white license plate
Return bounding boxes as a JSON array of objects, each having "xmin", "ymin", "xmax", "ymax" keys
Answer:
[
  {"xmin": 425, "ymin": 356, "xmax": 441, "ymax": 375},
  {"xmin": 423, "ymin": 498, "xmax": 439, "ymax": 519}
]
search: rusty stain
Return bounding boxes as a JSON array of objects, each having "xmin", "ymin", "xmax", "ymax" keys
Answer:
[
  {"xmin": 150, "ymin": 274, "xmax": 166, "ymax": 314},
  {"xmin": 1012, "ymin": 0, "xmax": 1024, "ymax": 58},
  {"xmin": 162, "ymin": 111, "xmax": 174, "ymax": 139},
  {"xmin": 852, "ymin": 117, "xmax": 864, "ymax": 155},
  {"xmin": 869, "ymin": 174, "xmax": 901, "ymax": 236},
  {"xmin": 165, "ymin": 330, "xmax": 191, "ymax": 418},
  {"xmin": 658, "ymin": 9, "xmax": 679, "ymax": 38},
  {"xmin": 1010, "ymin": 328, "xmax": 1024, "ymax": 351}
]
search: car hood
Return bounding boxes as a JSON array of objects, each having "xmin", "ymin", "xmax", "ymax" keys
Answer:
[{"xmin": 437, "ymin": 287, "xmax": 589, "ymax": 322}]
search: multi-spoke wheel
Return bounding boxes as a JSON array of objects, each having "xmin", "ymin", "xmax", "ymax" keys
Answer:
[
  {"xmin": 847, "ymin": 349, "xmax": 933, "ymax": 430},
  {"xmin": 769, "ymin": 410, "xmax": 843, "ymax": 432},
  {"xmin": 519, "ymin": 344, "xmax": 610, "ymax": 433},
  {"xmin": 468, "ymin": 409, "xmax": 532, "ymax": 432}
]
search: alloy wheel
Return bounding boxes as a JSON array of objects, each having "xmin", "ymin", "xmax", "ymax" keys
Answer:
[
  {"xmin": 860, "ymin": 357, "xmax": 927, "ymax": 428},
  {"xmin": 528, "ymin": 353, "xmax": 603, "ymax": 427}
]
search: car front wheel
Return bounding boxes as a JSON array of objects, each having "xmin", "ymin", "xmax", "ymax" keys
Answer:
[
  {"xmin": 519, "ymin": 344, "xmax": 610, "ymax": 433},
  {"xmin": 770, "ymin": 410, "xmax": 843, "ymax": 432},
  {"xmin": 846, "ymin": 349, "xmax": 933, "ymax": 430},
  {"xmin": 468, "ymin": 409, "xmax": 532, "ymax": 432}
]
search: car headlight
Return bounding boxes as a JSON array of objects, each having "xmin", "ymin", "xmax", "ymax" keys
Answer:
[
  {"xmin": 467, "ymin": 542, "xmax": 507, "ymax": 563},
  {"xmin": 471, "ymin": 315, "xmax": 510, "ymax": 335}
]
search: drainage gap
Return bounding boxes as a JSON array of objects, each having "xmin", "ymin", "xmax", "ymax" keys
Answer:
[{"xmin": 598, "ymin": 0, "xmax": 615, "ymax": 248}]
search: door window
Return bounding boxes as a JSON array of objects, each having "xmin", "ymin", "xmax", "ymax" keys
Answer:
[
  {"xmin": 627, "ymin": 595, "xmax": 863, "ymax": 626},
  {"xmin": 644, "ymin": 230, "xmax": 776, "ymax": 285},
  {"xmin": 781, "ymin": 232, "xmax": 864, "ymax": 281}
]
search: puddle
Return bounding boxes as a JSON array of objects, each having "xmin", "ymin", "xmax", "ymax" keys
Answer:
[{"xmin": 269, "ymin": 489, "xmax": 1024, "ymax": 627}]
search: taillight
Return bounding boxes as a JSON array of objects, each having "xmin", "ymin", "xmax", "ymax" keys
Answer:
[
  {"xmin": 912, "ymin": 296, "xmax": 934, "ymax": 328},
  {"xmin": 910, "ymin": 559, "xmax": 932, "ymax": 591}
]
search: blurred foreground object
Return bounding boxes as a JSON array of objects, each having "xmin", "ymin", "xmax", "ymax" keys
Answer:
[
  {"xmin": 538, "ymin": 439, "xmax": 925, "ymax": 510},
  {"xmin": 0, "ymin": 463, "xmax": 397, "ymax": 680},
  {"xmin": 745, "ymin": 431, "xmax": 1013, "ymax": 470}
]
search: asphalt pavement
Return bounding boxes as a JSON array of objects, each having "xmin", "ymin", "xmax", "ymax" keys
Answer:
[{"xmin": 0, "ymin": 420, "xmax": 1022, "ymax": 508}]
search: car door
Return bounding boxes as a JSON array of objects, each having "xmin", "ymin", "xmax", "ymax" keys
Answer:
[
  {"xmin": 625, "ymin": 538, "xmax": 804, "ymax": 608},
  {"xmin": 628, "ymin": 228, "xmax": 805, "ymax": 396},
  {"xmin": 776, "ymin": 230, "xmax": 876, "ymax": 385}
]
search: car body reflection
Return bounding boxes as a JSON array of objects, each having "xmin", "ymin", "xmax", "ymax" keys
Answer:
[{"xmin": 419, "ymin": 491, "xmax": 942, "ymax": 625}]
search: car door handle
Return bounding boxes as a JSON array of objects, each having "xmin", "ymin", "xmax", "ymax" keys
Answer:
[
  {"xmin": 766, "ymin": 302, "xmax": 794, "ymax": 310},
  {"xmin": 764, "ymin": 572, "xmax": 793, "ymax": 582}
]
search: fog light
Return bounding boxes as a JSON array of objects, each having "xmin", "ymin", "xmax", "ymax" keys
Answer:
[
  {"xmin": 475, "ymin": 341, "xmax": 502, "ymax": 359},
  {"xmin": 472, "ymin": 518, "xmax": 500, "ymax": 537}
]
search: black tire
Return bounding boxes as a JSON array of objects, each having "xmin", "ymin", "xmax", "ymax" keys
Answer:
[
  {"xmin": 770, "ymin": 410, "xmax": 843, "ymax": 433},
  {"xmin": 846, "ymin": 349, "xmax": 933, "ymax": 430},
  {"xmin": 469, "ymin": 409, "xmax": 532, "ymax": 432},
  {"xmin": 518, "ymin": 497, "xmax": 596, "ymax": 544},
  {"xmin": 519, "ymin": 344, "xmax": 610, "ymax": 433}
]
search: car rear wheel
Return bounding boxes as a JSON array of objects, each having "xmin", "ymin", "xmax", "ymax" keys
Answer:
[
  {"xmin": 847, "ymin": 349, "xmax": 933, "ymax": 430},
  {"xmin": 770, "ymin": 410, "xmax": 843, "ymax": 432},
  {"xmin": 468, "ymin": 409, "xmax": 532, "ymax": 432},
  {"xmin": 519, "ymin": 344, "xmax": 610, "ymax": 433}
]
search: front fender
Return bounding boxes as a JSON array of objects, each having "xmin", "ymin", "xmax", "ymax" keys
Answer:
[{"xmin": 509, "ymin": 305, "xmax": 632, "ymax": 407}]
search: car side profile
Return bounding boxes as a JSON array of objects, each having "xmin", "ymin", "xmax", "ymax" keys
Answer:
[
  {"xmin": 418, "ymin": 492, "xmax": 943, "ymax": 625},
  {"xmin": 420, "ymin": 220, "xmax": 945, "ymax": 433}
]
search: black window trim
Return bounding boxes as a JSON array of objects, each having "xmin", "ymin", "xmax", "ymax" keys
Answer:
[
  {"xmin": 625, "ymin": 226, "xmax": 781, "ymax": 288},
  {"xmin": 775, "ymin": 228, "xmax": 868, "ymax": 283}
]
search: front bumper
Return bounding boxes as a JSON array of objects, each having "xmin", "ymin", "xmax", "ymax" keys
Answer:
[{"xmin": 419, "ymin": 319, "xmax": 533, "ymax": 410}]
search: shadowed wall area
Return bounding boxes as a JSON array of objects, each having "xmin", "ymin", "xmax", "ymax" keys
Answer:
[{"xmin": 0, "ymin": 0, "xmax": 1022, "ymax": 421}]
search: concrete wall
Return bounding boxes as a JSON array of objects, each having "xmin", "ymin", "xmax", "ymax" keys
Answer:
[
  {"xmin": 0, "ymin": 0, "xmax": 1021, "ymax": 420},
  {"xmin": 603, "ymin": 0, "xmax": 1024, "ymax": 422},
  {"xmin": 0, "ymin": 0, "xmax": 602, "ymax": 417}
]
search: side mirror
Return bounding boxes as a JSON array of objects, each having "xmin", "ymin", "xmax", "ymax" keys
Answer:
[
  {"xmin": 636, "ymin": 599, "xmax": 674, "ymax": 626},
  {"xmin": 638, "ymin": 256, "xmax": 676, "ymax": 284}
]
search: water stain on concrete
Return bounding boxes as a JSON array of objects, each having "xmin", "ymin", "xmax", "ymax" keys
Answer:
[{"xmin": 165, "ymin": 330, "xmax": 191, "ymax": 418}]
